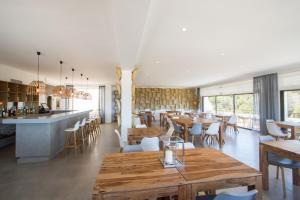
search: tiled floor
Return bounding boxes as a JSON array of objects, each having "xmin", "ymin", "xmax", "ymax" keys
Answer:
[{"xmin": 0, "ymin": 122, "xmax": 299, "ymax": 200}]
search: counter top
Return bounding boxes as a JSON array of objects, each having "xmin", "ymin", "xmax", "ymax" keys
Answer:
[{"xmin": 0, "ymin": 110, "xmax": 91, "ymax": 124}]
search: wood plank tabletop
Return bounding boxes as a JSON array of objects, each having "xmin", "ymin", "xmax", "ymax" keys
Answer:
[
  {"xmin": 177, "ymin": 148, "xmax": 260, "ymax": 183},
  {"xmin": 93, "ymin": 151, "xmax": 185, "ymax": 199}
]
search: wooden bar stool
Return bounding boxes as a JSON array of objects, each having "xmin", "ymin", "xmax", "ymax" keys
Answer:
[
  {"xmin": 64, "ymin": 121, "xmax": 81, "ymax": 153},
  {"xmin": 79, "ymin": 118, "xmax": 87, "ymax": 146}
]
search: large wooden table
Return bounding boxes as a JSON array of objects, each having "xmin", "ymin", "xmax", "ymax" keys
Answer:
[
  {"xmin": 92, "ymin": 151, "xmax": 186, "ymax": 200},
  {"xmin": 174, "ymin": 117, "xmax": 225, "ymax": 146},
  {"xmin": 260, "ymin": 140, "xmax": 300, "ymax": 190},
  {"xmin": 93, "ymin": 148, "xmax": 262, "ymax": 200},
  {"xmin": 178, "ymin": 148, "xmax": 262, "ymax": 199},
  {"xmin": 276, "ymin": 121, "xmax": 300, "ymax": 139},
  {"xmin": 127, "ymin": 127, "xmax": 161, "ymax": 144}
]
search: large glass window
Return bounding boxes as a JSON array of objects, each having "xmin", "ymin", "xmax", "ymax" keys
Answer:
[
  {"xmin": 216, "ymin": 95, "xmax": 233, "ymax": 114},
  {"xmin": 235, "ymin": 94, "xmax": 254, "ymax": 129},
  {"xmin": 203, "ymin": 96, "xmax": 216, "ymax": 113},
  {"xmin": 202, "ymin": 93, "xmax": 255, "ymax": 129},
  {"xmin": 283, "ymin": 90, "xmax": 300, "ymax": 122}
]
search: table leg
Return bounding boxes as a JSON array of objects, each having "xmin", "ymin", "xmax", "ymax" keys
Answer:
[
  {"xmin": 184, "ymin": 125, "xmax": 189, "ymax": 142},
  {"xmin": 255, "ymin": 176, "xmax": 262, "ymax": 200},
  {"xmin": 218, "ymin": 123, "xmax": 225, "ymax": 148},
  {"xmin": 178, "ymin": 185, "xmax": 186, "ymax": 200},
  {"xmin": 293, "ymin": 168, "xmax": 300, "ymax": 186},
  {"xmin": 259, "ymin": 144, "xmax": 269, "ymax": 190},
  {"xmin": 291, "ymin": 127, "xmax": 296, "ymax": 139}
]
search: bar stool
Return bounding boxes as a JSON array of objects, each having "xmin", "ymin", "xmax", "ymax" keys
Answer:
[
  {"xmin": 79, "ymin": 118, "xmax": 87, "ymax": 146},
  {"xmin": 86, "ymin": 118, "xmax": 96, "ymax": 141},
  {"xmin": 64, "ymin": 121, "xmax": 81, "ymax": 153}
]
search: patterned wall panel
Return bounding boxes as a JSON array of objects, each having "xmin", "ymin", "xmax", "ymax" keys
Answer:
[{"xmin": 135, "ymin": 88, "xmax": 198, "ymax": 110}]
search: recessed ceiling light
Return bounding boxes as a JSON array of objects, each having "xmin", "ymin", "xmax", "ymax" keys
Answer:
[
  {"xmin": 182, "ymin": 27, "xmax": 187, "ymax": 32},
  {"xmin": 155, "ymin": 60, "xmax": 160, "ymax": 64},
  {"xmin": 220, "ymin": 53, "xmax": 225, "ymax": 56}
]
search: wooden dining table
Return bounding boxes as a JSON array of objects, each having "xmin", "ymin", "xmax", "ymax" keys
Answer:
[
  {"xmin": 174, "ymin": 117, "xmax": 225, "ymax": 146},
  {"xmin": 92, "ymin": 148, "xmax": 262, "ymax": 200},
  {"xmin": 276, "ymin": 121, "xmax": 300, "ymax": 139},
  {"xmin": 215, "ymin": 114, "xmax": 232, "ymax": 122},
  {"xmin": 259, "ymin": 140, "xmax": 300, "ymax": 190},
  {"xmin": 127, "ymin": 127, "xmax": 161, "ymax": 144}
]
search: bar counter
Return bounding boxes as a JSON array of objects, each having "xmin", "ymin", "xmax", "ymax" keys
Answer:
[{"xmin": 0, "ymin": 110, "xmax": 90, "ymax": 163}]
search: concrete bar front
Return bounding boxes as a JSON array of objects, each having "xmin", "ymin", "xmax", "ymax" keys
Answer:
[{"xmin": 1, "ymin": 110, "xmax": 90, "ymax": 163}]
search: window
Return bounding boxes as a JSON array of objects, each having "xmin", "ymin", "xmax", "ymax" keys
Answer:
[
  {"xmin": 202, "ymin": 93, "xmax": 255, "ymax": 129},
  {"xmin": 216, "ymin": 95, "xmax": 233, "ymax": 114},
  {"xmin": 203, "ymin": 96, "xmax": 216, "ymax": 113},
  {"xmin": 283, "ymin": 90, "xmax": 300, "ymax": 122},
  {"xmin": 235, "ymin": 94, "xmax": 253, "ymax": 129}
]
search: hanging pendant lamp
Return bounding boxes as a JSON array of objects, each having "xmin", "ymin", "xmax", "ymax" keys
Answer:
[
  {"xmin": 29, "ymin": 51, "xmax": 46, "ymax": 94},
  {"xmin": 53, "ymin": 60, "xmax": 66, "ymax": 97},
  {"xmin": 76, "ymin": 73, "xmax": 85, "ymax": 99},
  {"xmin": 84, "ymin": 77, "xmax": 92, "ymax": 100}
]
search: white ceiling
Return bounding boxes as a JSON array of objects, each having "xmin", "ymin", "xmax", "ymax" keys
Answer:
[{"xmin": 1, "ymin": 0, "xmax": 300, "ymax": 87}]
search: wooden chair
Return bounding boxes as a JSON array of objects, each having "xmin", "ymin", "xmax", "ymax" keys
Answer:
[
  {"xmin": 266, "ymin": 119, "xmax": 289, "ymax": 140},
  {"xmin": 189, "ymin": 123, "xmax": 203, "ymax": 144},
  {"xmin": 64, "ymin": 121, "xmax": 81, "ymax": 153}
]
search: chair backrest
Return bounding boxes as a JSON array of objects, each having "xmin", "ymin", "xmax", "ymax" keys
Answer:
[
  {"xmin": 228, "ymin": 115, "xmax": 237, "ymax": 124},
  {"xmin": 172, "ymin": 120, "xmax": 182, "ymax": 132},
  {"xmin": 165, "ymin": 127, "xmax": 175, "ymax": 137},
  {"xmin": 136, "ymin": 124, "xmax": 147, "ymax": 128},
  {"xmin": 114, "ymin": 129, "xmax": 125, "ymax": 148},
  {"xmin": 140, "ymin": 137, "xmax": 160, "ymax": 151},
  {"xmin": 190, "ymin": 123, "xmax": 202, "ymax": 135},
  {"xmin": 266, "ymin": 120, "xmax": 284, "ymax": 136},
  {"xmin": 80, "ymin": 118, "xmax": 86, "ymax": 126},
  {"xmin": 167, "ymin": 117, "xmax": 174, "ymax": 128},
  {"xmin": 206, "ymin": 122, "xmax": 220, "ymax": 135},
  {"xmin": 133, "ymin": 117, "xmax": 141, "ymax": 126},
  {"xmin": 259, "ymin": 135, "xmax": 275, "ymax": 143},
  {"xmin": 177, "ymin": 142, "xmax": 195, "ymax": 149},
  {"xmin": 214, "ymin": 190, "xmax": 257, "ymax": 200},
  {"xmin": 74, "ymin": 121, "xmax": 80, "ymax": 130}
]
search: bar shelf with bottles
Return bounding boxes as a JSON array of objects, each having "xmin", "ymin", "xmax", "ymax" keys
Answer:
[{"xmin": 0, "ymin": 80, "xmax": 39, "ymax": 118}]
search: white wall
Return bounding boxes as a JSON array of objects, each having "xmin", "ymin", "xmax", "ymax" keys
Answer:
[
  {"xmin": 201, "ymin": 70, "xmax": 300, "ymax": 96},
  {"xmin": 0, "ymin": 64, "xmax": 56, "ymax": 85}
]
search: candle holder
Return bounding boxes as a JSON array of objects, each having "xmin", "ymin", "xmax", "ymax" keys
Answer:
[{"xmin": 160, "ymin": 136, "xmax": 184, "ymax": 168}]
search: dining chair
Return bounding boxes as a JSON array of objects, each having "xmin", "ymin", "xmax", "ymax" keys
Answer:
[
  {"xmin": 114, "ymin": 129, "xmax": 143, "ymax": 153},
  {"xmin": 203, "ymin": 122, "xmax": 220, "ymax": 144},
  {"xmin": 266, "ymin": 119, "xmax": 288, "ymax": 140},
  {"xmin": 196, "ymin": 190, "xmax": 257, "ymax": 200},
  {"xmin": 226, "ymin": 115, "xmax": 238, "ymax": 134},
  {"xmin": 140, "ymin": 137, "xmax": 160, "ymax": 152},
  {"xmin": 177, "ymin": 142, "xmax": 195, "ymax": 149},
  {"xmin": 64, "ymin": 121, "xmax": 81, "ymax": 153},
  {"xmin": 189, "ymin": 123, "xmax": 202, "ymax": 144},
  {"xmin": 133, "ymin": 117, "xmax": 142, "ymax": 126},
  {"xmin": 164, "ymin": 126, "xmax": 175, "ymax": 138},
  {"xmin": 259, "ymin": 135, "xmax": 300, "ymax": 197},
  {"xmin": 136, "ymin": 124, "xmax": 147, "ymax": 128},
  {"xmin": 166, "ymin": 117, "xmax": 174, "ymax": 129},
  {"xmin": 172, "ymin": 119, "xmax": 184, "ymax": 137}
]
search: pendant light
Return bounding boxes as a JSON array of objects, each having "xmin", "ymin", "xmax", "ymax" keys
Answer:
[
  {"xmin": 76, "ymin": 73, "xmax": 85, "ymax": 99},
  {"xmin": 29, "ymin": 51, "xmax": 46, "ymax": 94},
  {"xmin": 52, "ymin": 60, "xmax": 66, "ymax": 97},
  {"xmin": 84, "ymin": 77, "xmax": 92, "ymax": 100}
]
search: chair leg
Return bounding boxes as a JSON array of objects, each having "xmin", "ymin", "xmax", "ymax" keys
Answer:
[
  {"xmin": 276, "ymin": 166, "xmax": 279, "ymax": 179},
  {"xmin": 192, "ymin": 136, "xmax": 195, "ymax": 144},
  {"xmin": 280, "ymin": 167, "xmax": 286, "ymax": 198}
]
